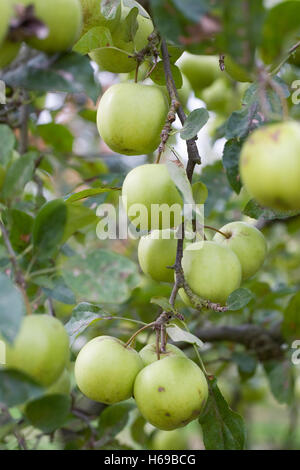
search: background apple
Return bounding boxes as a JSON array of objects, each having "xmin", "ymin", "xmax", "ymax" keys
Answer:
[
  {"xmin": 181, "ymin": 241, "xmax": 242, "ymax": 305},
  {"xmin": 177, "ymin": 53, "xmax": 222, "ymax": 94},
  {"xmin": 224, "ymin": 56, "xmax": 253, "ymax": 83},
  {"xmin": 134, "ymin": 356, "xmax": 208, "ymax": 430},
  {"xmin": 240, "ymin": 121, "xmax": 300, "ymax": 210},
  {"xmin": 75, "ymin": 335, "xmax": 143, "ymax": 404},
  {"xmin": 0, "ymin": 41, "xmax": 21, "ymax": 69},
  {"xmin": 97, "ymin": 83, "xmax": 168, "ymax": 155},
  {"xmin": 122, "ymin": 164, "xmax": 183, "ymax": 231},
  {"xmin": 46, "ymin": 368, "xmax": 71, "ymax": 396},
  {"xmin": 18, "ymin": 0, "xmax": 83, "ymax": 53},
  {"xmin": 213, "ymin": 222, "xmax": 267, "ymax": 280},
  {"xmin": 139, "ymin": 342, "xmax": 186, "ymax": 366},
  {"xmin": 138, "ymin": 229, "xmax": 178, "ymax": 283},
  {"xmin": 0, "ymin": 0, "xmax": 11, "ymax": 46},
  {"xmin": 5, "ymin": 315, "xmax": 70, "ymax": 386}
]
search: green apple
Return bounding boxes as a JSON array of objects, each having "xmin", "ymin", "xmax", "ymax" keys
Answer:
[
  {"xmin": 138, "ymin": 229, "xmax": 178, "ymax": 283},
  {"xmin": 134, "ymin": 356, "xmax": 208, "ymax": 430},
  {"xmin": 240, "ymin": 121, "xmax": 300, "ymax": 210},
  {"xmin": 46, "ymin": 368, "xmax": 71, "ymax": 395},
  {"xmin": 122, "ymin": 164, "xmax": 183, "ymax": 231},
  {"xmin": 151, "ymin": 428, "xmax": 189, "ymax": 450},
  {"xmin": 181, "ymin": 241, "xmax": 242, "ymax": 305},
  {"xmin": 213, "ymin": 222, "xmax": 267, "ymax": 280},
  {"xmin": 177, "ymin": 74, "xmax": 192, "ymax": 108},
  {"xmin": 0, "ymin": 0, "xmax": 11, "ymax": 46},
  {"xmin": 74, "ymin": 335, "xmax": 143, "ymax": 404},
  {"xmin": 18, "ymin": 0, "xmax": 83, "ymax": 53},
  {"xmin": 139, "ymin": 342, "xmax": 186, "ymax": 366},
  {"xmin": 0, "ymin": 41, "xmax": 21, "ymax": 69},
  {"xmin": 79, "ymin": 0, "xmax": 120, "ymax": 36},
  {"xmin": 224, "ymin": 56, "xmax": 253, "ymax": 83},
  {"xmin": 200, "ymin": 78, "xmax": 233, "ymax": 114},
  {"xmin": 241, "ymin": 377, "xmax": 268, "ymax": 403},
  {"xmin": 89, "ymin": 4, "xmax": 153, "ymax": 73},
  {"xmin": 5, "ymin": 315, "xmax": 70, "ymax": 386},
  {"xmin": 177, "ymin": 53, "xmax": 221, "ymax": 93},
  {"xmin": 97, "ymin": 83, "xmax": 168, "ymax": 155}
]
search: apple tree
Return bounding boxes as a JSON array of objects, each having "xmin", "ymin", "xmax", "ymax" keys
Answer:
[{"xmin": 0, "ymin": 0, "xmax": 300, "ymax": 451}]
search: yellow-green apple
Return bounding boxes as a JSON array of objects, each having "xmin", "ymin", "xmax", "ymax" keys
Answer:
[
  {"xmin": 0, "ymin": 0, "xmax": 11, "ymax": 46},
  {"xmin": 122, "ymin": 164, "xmax": 183, "ymax": 231},
  {"xmin": 139, "ymin": 342, "xmax": 186, "ymax": 366},
  {"xmin": 97, "ymin": 83, "xmax": 168, "ymax": 155},
  {"xmin": 181, "ymin": 241, "xmax": 242, "ymax": 305},
  {"xmin": 0, "ymin": 41, "xmax": 21, "ymax": 69},
  {"xmin": 240, "ymin": 121, "xmax": 300, "ymax": 210},
  {"xmin": 177, "ymin": 53, "xmax": 221, "ymax": 93},
  {"xmin": 224, "ymin": 55, "xmax": 253, "ymax": 82},
  {"xmin": 46, "ymin": 368, "xmax": 71, "ymax": 395},
  {"xmin": 134, "ymin": 356, "xmax": 208, "ymax": 430},
  {"xmin": 74, "ymin": 335, "xmax": 143, "ymax": 404},
  {"xmin": 213, "ymin": 221, "xmax": 267, "ymax": 280},
  {"xmin": 5, "ymin": 315, "xmax": 69, "ymax": 386}
]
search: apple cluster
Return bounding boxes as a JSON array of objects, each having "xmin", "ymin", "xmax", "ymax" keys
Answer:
[{"xmin": 75, "ymin": 336, "xmax": 208, "ymax": 430}]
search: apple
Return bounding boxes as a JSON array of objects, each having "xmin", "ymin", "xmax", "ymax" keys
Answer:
[
  {"xmin": 0, "ymin": 41, "xmax": 21, "ymax": 69},
  {"xmin": 224, "ymin": 56, "xmax": 253, "ymax": 83},
  {"xmin": 200, "ymin": 78, "xmax": 234, "ymax": 114},
  {"xmin": 0, "ymin": 0, "xmax": 11, "ymax": 46},
  {"xmin": 181, "ymin": 241, "xmax": 242, "ymax": 305},
  {"xmin": 74, "ymin": 335, "xmax": 143, "ymax": 404},
  {"xmin": 139, "ymin": 342, "xmax": 186, "ymax": 366},
  {"xmin": 151, "ymin": 428, "xmax": 189, "ymax": 450},
  {"xmin": 134, "ymin": 356, "xmax": 208, "ymax": 430},
  {"xmin": 240, "ymin": 121, "xmax": 300, "ymax": 210},
  {"xmin": 138, "ymin": 229, "xmax": 179, "ymax": 283},
  {"xmin": 122, "ymin": 164, "xmax": 183, "ymax": 231},
  {"xmin": 89, "ymin": 4, "xmax": 153, "ymax": 73},
  {"xmin": 46, "ymin": 368, "xmax": 71, "ymax": 396},
  {"xmin": 177, "ymin": 74, "xmax": 192, "ymax": 109},
  {"xmin": 79, "ymin": 0, "xmax": 120, "ymax": 36},
  {"xmin": 5, "ymin": 315, "xmax": 70, "ymax": 386},
  {"xmin": 18, "ymin": 0, "xmax": 83, "ymax": 53},
  {"xmin": 213, "ymin": 222, "xmax": 267, "ymax": 280},
  {"xmin": 97, "ymin": 83, "xmax": 168, "ymax": 156},
  {"xmin": 177, "ymin": 53, "xmax": 222, "ymax": 93}
]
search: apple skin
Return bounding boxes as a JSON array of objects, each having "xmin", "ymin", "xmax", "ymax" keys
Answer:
[
  {"xmin": 134, "ymin": 356, "xmax": 208, "ymax": 431},
  {"xmin": 74, "ymin": 335, "xmax": 144, "ymax": 404},
  {"xmin": 18, "ymin": 0, "xmax": 83, "ymax": 53},
  {"xmin": 122, "ymin": 164, "xmax": 183, "ymax": 231},
  {"xmin": 0, "ymin": 41, "xmax": 21, "ymax": 69},
  {"xmin": 5, "ymin": 315, "xmax": 70, "ymax": 387},
  {"xmin": 151, "ymin": 428, "xmax": 189, "ymax": 450},
  {"xmin": 0, "ymin": 0, "xmax": 12, "ymax": 46},
  {"xmin": 213, "ymin": 222, "xmax": 267, "ymax": 280},
  {"xmin": 177, "ymin": 53, "xmax": 221, "ymax": 93},
  {"xmin": 240, "ymin": 121, "xmax": 300, "ymax": 211},
  {"xmin": 46, "ymin": 368, "xmax": 71, "ymax": 396},
  {"xmin": 181, "ymin": 241, "xmax": 242, "ymax": 305},
  {"xmin": 224, "ymin": 56, "xmax": 252, "ymax": 83},
  {"xmin": 138, "ymin": 229, "xmax": 178, "ymax": 283},
  {"xmin": 139, "ymin": 343, "xmax": 186, "ymax": 366},
  {"xmin": 97, "ymin": 83, "xmax": 168, "ymax": 156}
]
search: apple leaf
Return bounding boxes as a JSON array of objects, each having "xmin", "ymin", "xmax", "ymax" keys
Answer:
[
  {"xmin": 65, "ymin": 187, "xmax": 120, "ymax": 203},
  {"xmin": 0, "ymin": 370, "xmax": 44, "ymax": 407},
  {"xmin": 199, "ymin": 378, "xmax": 246, "ymax": 450},
  {"xmin": 0, "ymin": 273, "xmax": 25, "ymax": 343},
  {"xmin": 264, "ymin": 359, "xmax": 294, "ymax": 404},
  {"xmin": 0, "ymin": 125, "xmax": 15, "ymax": 166},
  {"xmin": 231, "ymin": 352, "xmax": 257, "ymax": 380},
  {"xmin": 65, "ymin": 302, "xmax": 112, "ymax": 345},
  {"xmin": 172, "ymin": 0, "xmax": 210, "ymax": 22},
  {"xmin": 166, "ymin": 323, "xmax": 204, "ymax": 348},
  {"xmin": 226, "ymin": 288, "xmax": 255, "ymax": 311},
  {"xmin": 282, "ymin": 291, "xmax": 300, "ymax": 340},
  {"xmin": 25, "ymin": 395, "xmax": 72, "ymax": 433},
  {"xmin": 150, "ymin": 61, "xmax": 183, "ymax": 89},
  {"xmin": 243, "ymin": 198, "xmax": 300, "ymax": 221},
  {"xmin": 222, "ymin": 138, "xmax": 242, "ymax": 194},
  {"xmin": 180, "ymin": 108, "xmax": 209, "ymax": 140},
  {"xmin": 2, "ymin": 152, "xmax": 36, "ymax": 201},
  {"xmin": 36, "ymin": 123, "xmax": 74, "ymax": 154},
  {"xmin": 41, "ymin": 277, "xmax": 76, "ymax": 305},
  {"xmin": 192, "ymin": 181, "xmax": 208, "ymax": 205},
  {"xmin": 97, "ymin": 402, "xmax": 135, "ymax": 447},
  {"xmin": 73, "ymin": 27, "xmax": 114, "ymax": 55},
  {"xmin": 101, "ymin": 0, "xmax": 121, "ymax": 20}
]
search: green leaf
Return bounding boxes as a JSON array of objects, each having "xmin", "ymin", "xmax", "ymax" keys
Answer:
[
  {"xmin": 65, "ymin": 186, "xmax": 120, "ymax": 203},
  {"xmin": 9, "ymin": 209, "xmax": 33, "ymax": 253},
  {"xmin": 172, "ymin": 0, "xmax": 210, "ymax": 22},
  {"xmin": 61, "ymin": 250, "xmax": 140, "ymax": 304},
  {"xmin": 101, "ymin": 0, "xmax": 121, "ymax": 20},
  {"xmin": 150, "ymin": 61, "xmax": 183, "ymax": 89},
  {"xmin": 65, "ymin": 302, "xmax": 111, "ymax": 345},
  {"xmin": 42, "ymin": 277, "xmax": 76, "ymax": 305},
  {"xmin": 25, "ymin": 395, "xmax": 71, "ymax": 433},
  {"xmin": 63, "ymin": 202, "xmax": 98, "ymax": 243},
  {"xmin": 0, "ymin": 370, "xmax": 44, "ymax": 407},
  {"xmin": 150, "ymin": 297, "xmax": 177, "ymax": 315},
  {"xmin": 37, "ymin": 123, "xmax": 74, "ymax": 154},
  {"xmin": 282, "ymin": 291, "xmax": 300, "ymax": 340},
  {"xmin": 192, "ymin": 181, "xmax": 208, "ymax": 205},
  {"xmin": 180, "ymin": 108, "xmax": 209, "ymax": 140},
  {"xmin": 0, "ymin": 273, "xmax": 25, "ymax": 343},
  {"xmin": 166, "ymin": 159, "xmax": 193, "ymax": 205},
  {"xmin": 227, "ymin": 288, "xmax": 255, "ymax": 311},
  {"xmin": 264, "ymin": 359, "xmax": 294, "ymax": 404},
  {"xmin": 73, "ymin": 26, "xmax": 113, "ymax": 55},
  {"xmin": 232, "ymin": 352, "xmax": 257, "ymax": 380},
  {"xmin": 166, "ymin": 323, "xmax": 204, "ymax": 348},
  {"xmin": 97, "ymin": 402, "xmax": 135, "ymax": 446},
  {"xmin": 33, "ymin": 199, "xmax": 68, "ymax": 259},
  {"xmin": 2, "ymin": 152, "xmax": 36, "ymax": 200},
  {"xmin": 222, "ymin": 139, "xmax": 242, "ymax": 194},
  {"xmin": 200, "ymin": 161, "xmax": 233, "ymax": 216},
  {"xmin": 0, "ymin": 125, "xmax": 15, "ymax": 166},
  {"xmin": 243, "ymin": 198, "xmax": 300, "ymax": 220},
  {"xmin": 199, "ymin": 378, "xmax": 246, "ymax": 450},
  {"xmin": 150, "ymin": 0, "xmax": 183, "ymax": 44}
]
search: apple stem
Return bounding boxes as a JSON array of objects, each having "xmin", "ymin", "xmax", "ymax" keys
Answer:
[
  {"xmin": 125, "ymin": 321, "xmax": 156, "ymax": 348},
  {"xmin": 204, "ymin": 225, "xmax": 230, "ymax": 239}
]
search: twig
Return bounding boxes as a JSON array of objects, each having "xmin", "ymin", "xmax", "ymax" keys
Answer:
[{"xmin": 19, "ymin": 91, "xmax": 29, "ymax": 154}]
